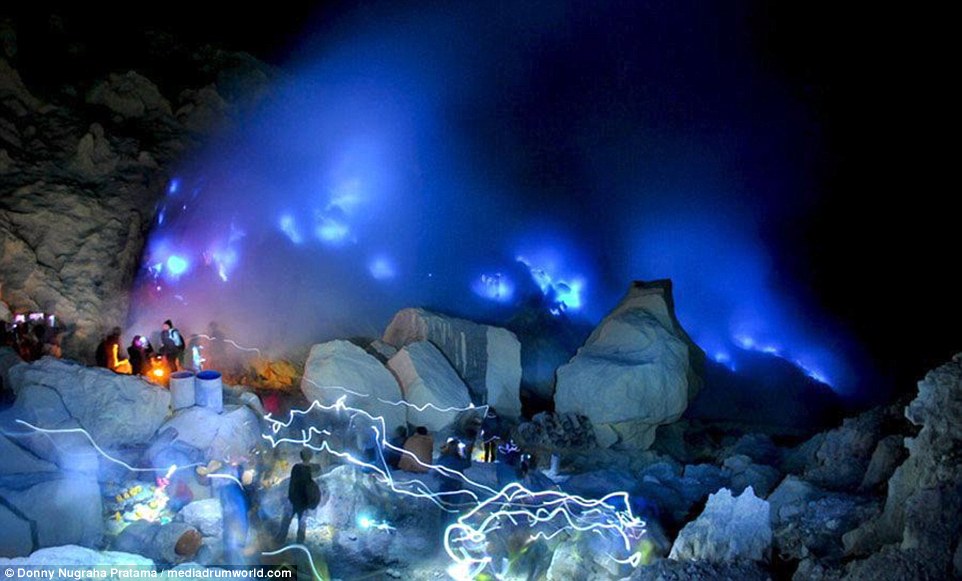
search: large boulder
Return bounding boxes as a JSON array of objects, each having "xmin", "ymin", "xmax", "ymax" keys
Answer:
[
  {"xmin": 386, "ymin": 341, "xmax": 472, "ymax": 432},
  {"xmin": 383, "ymin": 308, "xmax": 522, "ymax": 418},
  {"xmin": 7, "ymin": 357, "xmax": 170, "ymax": 448},
  {"xmin": 300, "ymin": 340, "xmax": 405, "ymax": 434},
  {"xmin": 555, "ymin": 281, "xmax": 700, "ymax": 449},
  {"xmin": 0, "ymin": 470, "xmax": 103, "ymax": 557},
  {"xmin": 148, "ymin": 405, "xmax": 260, "ymax": 468},
  {"xmin": 669, "ymin": 487, "xmax": 772, "ymax": 563}
]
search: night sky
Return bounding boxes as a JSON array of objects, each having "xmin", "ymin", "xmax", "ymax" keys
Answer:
[{"xmin": 3, "ymin": 2, "xmax": 955, "ymax": 402}]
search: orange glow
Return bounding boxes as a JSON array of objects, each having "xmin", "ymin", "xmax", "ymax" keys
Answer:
[{"xmin": 147, "ymin": 356, "xmax": 171, "ymax": 386}]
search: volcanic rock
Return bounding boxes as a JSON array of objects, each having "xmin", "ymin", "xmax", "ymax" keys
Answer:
[
  {"xmin": 387, "ymin": 341, "xmax": 472, "ymax": 432},
  {"xmin": 149, "ymin": 405, "xmax": 259, "ymax": 468},
  {"xmin": 0, "ymin": 469, "xmax": 102, "ymax": 557},
  {"xmin": 841, "ymin": 354, "xmax": 962, "ymax": 578},
  {"xmin": 383, "ymin": 308, "xmax": 522, "ymax": 418},
  {"xmin": 176, "ymin": 499, "xmax": 223, "ymax": 538},
  {"xmin": 301, "ymin": 340, "xmax": 405, "ymax": 433},
  {"xmin": 86, "ymin": 71, "xmax": 172, "ymax": 119},
  {"xmin": 7, "ymin": 357, "xmax": 170, "ymax": 449},
  {"xmin": 555, "ymin": 281, "xmax": 701, "ymax": 449},
  {"xmin": 669, "ymin": 487, "xmax": 772, "ymax": 563},
  {"xmin": 0, "ymin": 545, "xmax": 154, "ymax": 570}
]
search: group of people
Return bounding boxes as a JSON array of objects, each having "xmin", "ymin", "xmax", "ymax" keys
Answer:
[
  {"xmin": 95, "ymin": 319, "xmax": 186, "ymax": 376},
  {"xmin": 1, "ymin": 314, "xmax": 61, "ymax": 362}
]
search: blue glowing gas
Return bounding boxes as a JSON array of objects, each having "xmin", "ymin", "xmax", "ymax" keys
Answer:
[
  {"xmin": 472, "ymin": 273, "xmax": 514, "ymax": 303},
  {"xmin": 166, "ymin": 255, "xmax": 189, "ymax": 276},
  {"xmin": 279, "ymin": 214, "xmax": 303, "ymax": 245},
  {"xmin": 126, "ymin": 2, "xmax": 863, "ymax": 395},
  {"xmin": 368, "ymin": 256, "xmax": 397, "ymax": 280}
]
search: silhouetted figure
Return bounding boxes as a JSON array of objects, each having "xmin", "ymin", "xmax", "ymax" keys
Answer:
[
  {"xmin": 437, "ymin": 438, "xmax": 471, "ymax": 495},
  {"xmin": 398, "ymin": 426, "xmax": 434, "ymax": 473},
  {"xmin": 481, "ymin": 408, "xmax": 503, "ymax": 463},
  {"xmin": 160, "ymin": 319, "xmax": 185, "ymax": 370},
  {"xmin": 277, "ymin": 449, "xmax": 322, "ymax": 544},
  {"xmin": 216, "ymin": 462, "xmax": 251, "ymax": 566},
  {"xmin": 128, "ymin": 335, "xmax": 154, "ymax": 376},
  {"xmin": 383, "ymin": 426, "xmax": 408, "ymax": 469}
]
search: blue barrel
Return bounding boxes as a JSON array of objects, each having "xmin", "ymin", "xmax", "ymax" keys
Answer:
[
  {"xmin": 195, "ymin": 370, "xmax": 223, "ymax": 413},
  {"xmin": 169, "ymin": 371, "xmax": 196, "ymax": 410}
]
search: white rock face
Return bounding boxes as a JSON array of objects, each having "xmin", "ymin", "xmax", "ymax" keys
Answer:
[
  {"xmin": 153, "ymin": 405, "xmax": 260, "ymax": 465},
  {"xmin": 176, "ymin": 499, "xmax": 223, "ymax": 538},
  {"xmin": 0, "ymin": 545, "xmax": 154, "ymax": 571},
  {"xmin": 387, "ymin": 341, "xmax": 472, "ymax": 432},
  {"xmin": 555, "ymin": 282, "xmax": 696, "ymax": 448},
  {"xmin": 669, "ymin": 487, "xmax": 772, "ymax": 563},
  {"xmin": 301, "ymin": 340, "xmax": 406, "ymax": 433},
  {"xmin": 8, "ymin": 357, "xmax": 170, "ymax": 448},
  {"xmin": 0, "ymin": 476, "xmax": 103, "ymax": 557},
  {"xmin": 383, "ymin": 308, "xmax": 522, "ymax": 418}
]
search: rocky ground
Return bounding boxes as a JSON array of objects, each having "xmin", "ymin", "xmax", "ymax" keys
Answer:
[{"xmin": 1, "ymin": 284, "xmax": 960, "ymax": 580}]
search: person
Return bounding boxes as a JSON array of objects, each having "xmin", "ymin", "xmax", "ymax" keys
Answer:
[
  {"xmin": 160, "ymin": 319, "xmax": 185, "ymax": 370},
  {"xmin": 128, "ymin": 335, "xmax": 154, "ymax": 376},
  {"xmin": 104, "ymin": 327, "xmax": 132, "ymax": 374},
  {"xmin": 277, "ymin": 448, "xmax": 323, "ymax": 544},
  {"xmin": 481, "ymin": 407, "xmax": 503, "ymax": 463},
  {"xmin": 398, "ymin": 426, "xmax": 433, "ymax": 473},
  {"xmin": 383, "ymin": 426, "xmax": 408, "ymax": 469},
  {"xmin": 437, "ymin": 438, "xmax": 471, "ymax": 495},
  {"xmin": 216, "ymin": 462, "xmax": 251, "ymax": 565}
]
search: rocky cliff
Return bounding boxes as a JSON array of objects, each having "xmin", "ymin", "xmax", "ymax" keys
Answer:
[{"xmin": 0, "ymin": 24, "xmax": 274, "ymax": 360}]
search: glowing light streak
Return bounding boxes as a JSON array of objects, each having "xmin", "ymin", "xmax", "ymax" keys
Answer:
[
  {"xmin": 261, "ymin": 545, "xmax": 324, "ymax": 580},
  {"xmin": 11, "ymin": 420, "xmax": 199, "ymax": 474},
  {"xmin": 263, "ymin": 396, "xmax": 647, "ymax": 577},
  {"xmin": 189, "ymin": 334, "xmax": 262, "ymax": 355}
]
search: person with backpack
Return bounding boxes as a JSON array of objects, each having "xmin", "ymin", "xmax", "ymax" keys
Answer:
[
  {"xmin": 160, "ymin": 319, "xmax": 185, "ymax": 371},
  {"xmin": 277, "ymin": 448, "xmax": 323, "ymax": 544}
]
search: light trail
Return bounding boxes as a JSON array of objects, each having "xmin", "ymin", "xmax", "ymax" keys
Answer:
[
  {"xmin": 262, "ymin": 544, "xmax": 325, "ymax": 580},
  {"xmin": 265, "ymin": 396, "xmax": 646, "ymax": 578}
]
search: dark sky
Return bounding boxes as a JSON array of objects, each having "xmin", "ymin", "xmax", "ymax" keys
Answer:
[{"xmin": 3, "ymin": 2, "xmax": 956, "ymax": 400}]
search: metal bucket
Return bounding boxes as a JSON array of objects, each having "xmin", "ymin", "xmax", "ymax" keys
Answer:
[
  {"xmin": 195, "ymin": 370, "xmax": 223, "ymax": 413},
  {"xmin": 169, "ymin": 371, "xmax": 196, "ymax": 410}
]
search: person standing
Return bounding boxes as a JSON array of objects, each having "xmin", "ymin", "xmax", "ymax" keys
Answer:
[
  {"xmin": 160, "ymin": 319, "xmax": 185, "ymax": 370},
  {"xmin": 277, "ymin": 449, "xmax": 323, "ymax": 544}
]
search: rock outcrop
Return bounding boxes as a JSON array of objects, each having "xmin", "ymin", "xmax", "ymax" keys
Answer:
[
  {"xmin": 386, "ymin": 341, "xmax": 472, "ymax": 431},
  {"xmin": 555, "ymin": 281, "xmax": 701, "ymax": 449},
  {"xmin": 148, "ymin": 405, "xmax": 260, "ymax": 468},
  {"xmin": 669, "ymin": 487, "xmax": 772, "ymax": 563},
  {"xmin": 841, "ymin": 354, "xmax": 962, "ymax": 578},
  {"xmin": 0, "ymin": 40, "xmax": 275, "ymax": 361},
  {"xmin": 301, "ymin": 340, "xmax": 406, "ymax": 433},
  {"xmin": 7, "ymin": 357, "xmax": 169, "ymax": 459},
  {"xmin": 383, "ymin": 308, "xmax": 522, "ymax": 418},
  {"xmin": 0, "ymin": 544, "xmax": 154, "ymax": 569}
]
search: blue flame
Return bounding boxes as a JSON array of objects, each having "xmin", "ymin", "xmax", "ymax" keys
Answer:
[
  {"xmin": 279, "ymin": 213, "xmax": 303, "ymax": 245},
  {"xmin": 368, "ymin": 256, "xmax": 397, "ymax": 280},
  {"xmin": 166, "ymin": 255, "xmax": 189, "ymax": 277},
  {"xmin": 472, "ymin": 272, "xmax": 515, "ymax": 303}
]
